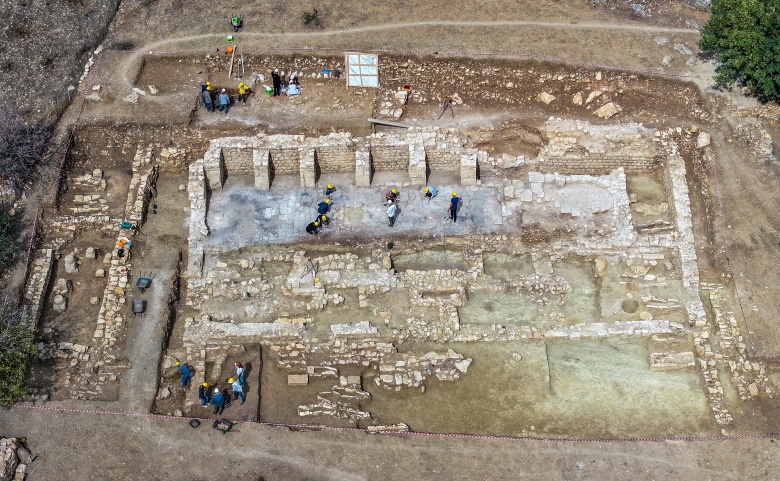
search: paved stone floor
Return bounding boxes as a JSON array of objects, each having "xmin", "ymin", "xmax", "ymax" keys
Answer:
[{"xmin": 206, "ymin": 178, "xmax": 504, "ymax": 249}]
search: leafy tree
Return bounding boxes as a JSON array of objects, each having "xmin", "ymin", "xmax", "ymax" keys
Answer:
[
  {"xmin": 699, "ymin": 0, "xmax": 780, "ymax": 102},
  {"xmin": 0, "ymin": 299, "xmax": 34, "ymax": 406}
]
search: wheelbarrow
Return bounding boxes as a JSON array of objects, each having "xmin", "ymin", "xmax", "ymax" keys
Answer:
[
  {"xmin": 212, "ymin": 419, "xmax": 235, "ymax": 435},
  {"xmin": 135, "ymin": 271, "xmax": 155, "ymax": 293},
  {"xmin": 131, "ymin": 299, "xmax": 146, "ymax": 317}
]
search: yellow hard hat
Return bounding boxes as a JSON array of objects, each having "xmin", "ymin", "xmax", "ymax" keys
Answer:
[
  {"xmin": 321, "ymin": 215, "xmax": 327, "ymax": 220},
  {"xmin": 391, "ymin": 189, "xmax": 397, "ymax": 194},
  {"xmin": 206, "ymin": 81, "xmax": 210, "ymax": 85},
  {"xmin": 175, "ymin": 361, "xmax": 180, "ymax": 366},
  {"xmin": 239, "ymin": 82, "xmax": 244, "ymax": 86},
  {"xmin": 228, "ymin": 377, "xmax": 235, "ymax": 383},
  {"xmin": 452, "ymin": 192, "xmax": 457, "ymax": 196},
  {"xmin": 425, "ymin": 188, "xmax": 430, "ymax": 193},
  {"xmin": 206, "ymin": 86, "xmax": 212, "ymax": 91},
  {"xmin": 325, "ymin": 199, "xmax": 331, "ymax": 204},
  {"xmin": 202, "ymin": 382, "xmax": 208, "ymax": 387},
  {"xmin": 327, "ymin": 184, "xmax": 333, "ymax": 189},
  {"xmin": 314, "ymin": 221, "xmax": 320, "ymax": 226}
]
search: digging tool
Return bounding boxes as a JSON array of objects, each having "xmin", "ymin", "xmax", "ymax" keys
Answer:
[{"xmin": 438, "ymin": 97, "xmax": 454, "ymax": 120}]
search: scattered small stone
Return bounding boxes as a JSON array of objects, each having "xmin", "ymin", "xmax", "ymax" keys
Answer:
[{"xmin": 537, "ymin": 92, "xmax": 556, "ymax": 104}]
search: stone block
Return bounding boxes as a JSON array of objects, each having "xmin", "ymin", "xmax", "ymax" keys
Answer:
[
  {"xmin": 408, "ymin": 143, "xmax": 427, "ymax": 186},
  {"xmin": 355, "ymin": 150, "xmax": 372, "ymax": 187},
  {"xmin": 460, "ymin": 153, "xmax": 478, "ymax": 186},
  {"xmin": 253, "ymin": 149, "xmax": 270, "ymax": 189},
  {"xmin": 299, "ymin": 148, "xmax": 316, "ymax": 188},
  {"xmin": 288, "ymin": 374, "xmax": 309, "ymax": 385}
]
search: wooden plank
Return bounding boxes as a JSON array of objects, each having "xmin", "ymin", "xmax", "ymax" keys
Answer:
[
  {"xmin": 366, "ymin": 117, "xmax": 412, "ymax": 128},
  {"xmin": 227, "ymin": 47, "xmax": 235, "ymax": 79}
]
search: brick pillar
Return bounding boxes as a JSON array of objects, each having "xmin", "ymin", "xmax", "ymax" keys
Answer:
[
  {"xmin": 461, "ymin": 153, "xmax": 478, "ymax": 186},
  {"xmin": 408, "ymin": 143, "xmax": 427, "ymax": 186},
  {"xmin": 253, "ymin": 149, "xmax": 270, "ymax": 189},
  {"xmin": 203, "ymin": 146, "xmax": 225, "ymax": 190},
  {"xmin": 355, "ymin": 150, "xmax": 372, "ymax": 186},
  {"xmin": 299, "ymin": 148, "xmax": 316, "ymax": 187}
]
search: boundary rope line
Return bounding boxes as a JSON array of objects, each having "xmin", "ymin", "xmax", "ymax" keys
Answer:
[{"xmin": 11, "ymin": 404, "xmax": 780, "ymax": 443}]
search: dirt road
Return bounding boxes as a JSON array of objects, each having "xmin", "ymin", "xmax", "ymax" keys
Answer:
[{"xmin": 3, "ymin": 405, "xmax": 780, "ymax": 480}]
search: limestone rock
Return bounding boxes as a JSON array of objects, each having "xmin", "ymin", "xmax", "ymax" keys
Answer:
[
  {"xmin": 454, "ymin": 358, "xmax": 472, "ymax": 373},
  {"xmin": 52, "ymin": 295, "xmax": 67, "ymax": 313},
  {"xmin": 674, "ymin": 43, "xmax": 693, "ymax": 55},
  {"xmin": 123, "ymin": 92, "xmax": 139, "ymax": 104},
  {"xmin": 64, "ymin": 254, "xmax": 78, "ymax": 273},
  {"xmin": 537, "ymin": 92, "xmax": 556, "ymax": 105},
  {"xmin": 158, "ymin": 386, "xmax": 171, "ymax": 399},
  {"xmin": 662, "ymin": 56, "xmax": 673, "ymax": 67},
  {"xmin": 585, "ymin": 91, "xmax": 602, "ymax": 104},
  {"xmin": 594, "ymin": 257, "xmax": 607, "ymax": 277},
  {"xmin": 95, "ymin": 268, "xmax": 105, "ymax": 278},
  {"xmin": 148, "ymin": 85, "xmax": 159, "ymax": 95},
  {"xmin": 85, "ymin": 247, "xmax": 96, "ymax": 259},
  {"xmin": 594, "ymin": 102, "xmax": 622, "ymax": 119},
  {"xmin": 696, "ymin": 132, "xmax": 711, "ymax": 149},
  {"xmin": 572, "ymin": 92, "xmax": 583, "ymax": 105},
  {"xmin": 288, "ymin": 374, "xmax": 309, "ymax": 385}
]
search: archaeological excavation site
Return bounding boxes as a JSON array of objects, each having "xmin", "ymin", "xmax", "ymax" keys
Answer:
[{"xmin": 18, "ymin": 50, "xmax": 780, "ymax": 443}]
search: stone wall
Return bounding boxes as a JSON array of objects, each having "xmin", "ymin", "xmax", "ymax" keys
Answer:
[
  {"xmin": 370, "ymin": 145, "xmax": 409, "ymax": 172},
  {"xmin": 23, "ymin": 249, "xmax": 54, "ymax": 325},
  {"xmin": 197, "ymin": 127, "xmax": 483, "ymax": 189},
  {"xmin": 222, "ymin": 147, "xmax": 254, "ymax": 175},
  {"xmin": 317, "ymin": 144, "xmax": 356, "ymax": 173},
  {"xmin": 269, "ymin": 147, "xmax": 301, "ymax": 175},
  {"xmin": 537, "ymin": 154, "xmax": 660, "ymax": 175},
  {"xmin": 537, "ymin": 118, "xmax": 662, "ymax": 174}
]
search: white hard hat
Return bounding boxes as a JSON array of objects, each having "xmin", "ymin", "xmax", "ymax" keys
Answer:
[{"xmin": 214, "ymin": 388, "xmax": 220, "ymax": 394}]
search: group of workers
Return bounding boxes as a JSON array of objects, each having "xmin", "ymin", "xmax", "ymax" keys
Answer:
[
  {"xmin": 201, "ymin": 81, "xmax": 249, "ymax": 114},
  {"xmin": 305, "ymin": 184, "xmax": 461, "ymax": 235},
  {"xmin": 306, "ymin": 184, "xmax": 336, "ymax": 236},
  {"xmin": 200, "ymin": 67, "xmax": 301, "ymax": 113},
  {"xmin": 271, "ymin": 68, "xmax": 300, "ymax": 97},
  {"xmin": 385, "ymin": 186, "xmax": 459, "ymax": 225},
  {"xmin": 179, "ymin": 360, "xmax": 247, "ymax": 415}
]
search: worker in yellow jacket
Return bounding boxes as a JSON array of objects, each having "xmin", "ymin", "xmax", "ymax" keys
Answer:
[{"xmin": 238, "ymin": 82, "xmax": 249, "ymax": 105}]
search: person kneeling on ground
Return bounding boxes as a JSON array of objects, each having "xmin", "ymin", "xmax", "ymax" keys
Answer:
[
  {"xmin": 317, "ymin": 198, "xmax": 331, "ymax": 215},
  {"xmin": 324, "ymin": 184, "xmax": 336, "ymax": 197},
  {"xmin": 306, "ymin": 221, "xmax": 321, "ymax": 236},
  {"xmin": 386, "ymin": 188, "xmax": 399, "ymax": 203},
  {"xmin": 423, "ymin": 186, "xmax": 438, "ymax": 200},
  {"xmin": 287, "ymin": 81, "xmax": 300, "ymax": 96},
  {"xmin": 318, "ymin": 214, "xmax": 330, "ymax": 226}
]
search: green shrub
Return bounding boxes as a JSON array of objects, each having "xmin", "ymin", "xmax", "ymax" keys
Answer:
[
  {"xmin": 301, "ymin": 8, "xmax": 323, "ymax": 28},
  {"xmin": 0, "ymin": 300, "xmax": 34, "ymax": 406},
  {"xmin": 699, "ymin": 0, "xmax": 780, "ymax": 101}
]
